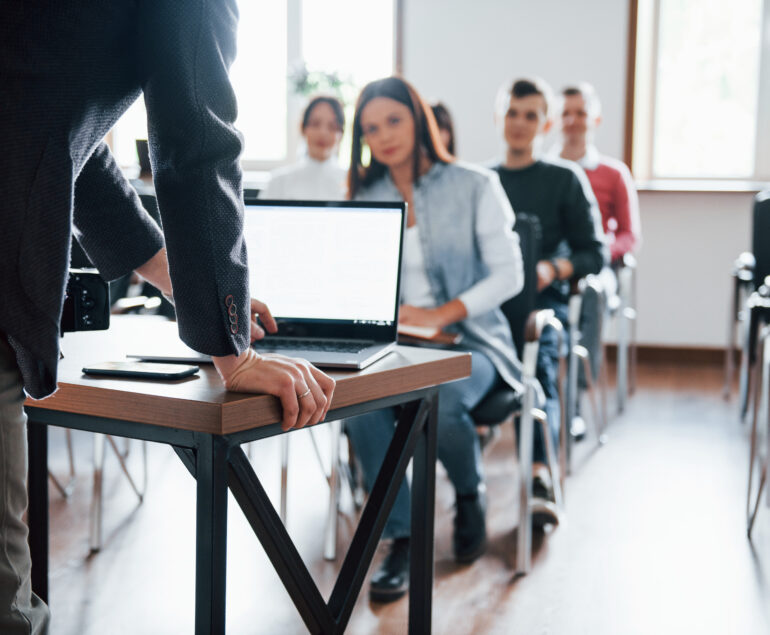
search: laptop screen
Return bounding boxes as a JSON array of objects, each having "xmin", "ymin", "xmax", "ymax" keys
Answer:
[{"xmin": 243, "ymin": 200, "xmax": 405, "ymax": 341}]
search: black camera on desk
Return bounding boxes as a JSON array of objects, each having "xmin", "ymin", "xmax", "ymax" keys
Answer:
[{"xmin": 60, "ymin": 269, "xmax": 110, "ymax": 333}]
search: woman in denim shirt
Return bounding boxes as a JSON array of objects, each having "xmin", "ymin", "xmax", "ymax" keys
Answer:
[{"xmin": 345, "ymin": 77, "xmax": 524, "ymax": 602}]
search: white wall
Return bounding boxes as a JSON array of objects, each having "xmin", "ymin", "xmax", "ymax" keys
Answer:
[
  {"xmin": 635, "ymin": 191, "xmax": 752, "ymax": 347},
  {"xmin": 402, "ymin": 0, "xmax": 758, "ymax": 348},
  {"xmin": 402, "ymin": 0, "xmax": 629, "ymax": 162}
]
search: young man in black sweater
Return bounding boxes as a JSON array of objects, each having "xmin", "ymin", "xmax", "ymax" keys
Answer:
[{"xmin": 493, "ymin": 77, "xmax": 606, "ymax": 525}]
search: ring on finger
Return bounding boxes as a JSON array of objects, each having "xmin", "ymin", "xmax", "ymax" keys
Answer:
[{"xmin": 298, "ymin": 388, "xmax": 312, "ymax": 399}]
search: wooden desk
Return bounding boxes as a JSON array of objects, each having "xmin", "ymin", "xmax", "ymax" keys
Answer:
[{"xmin": 25, "ymin": 316, "xmax": 471, "ymax": 634}]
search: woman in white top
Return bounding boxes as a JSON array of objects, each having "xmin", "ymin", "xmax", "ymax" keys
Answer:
[{"xmin": 259, "ymin": 95, "xmax": 347, "ymax": 200}]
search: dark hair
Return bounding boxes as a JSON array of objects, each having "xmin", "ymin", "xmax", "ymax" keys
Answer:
[
  {"xmin": 506, "ymin": 77, "xmax": 554, "ymax": 116},
  {"xmin": 561, "ymin": 82, "xmax": 602, "ymax": 118},
  {"xmin": 301, "ymin": 95, "xmax": 345, "ymax": 132},
  {"xmin": 430, "ymin": 102, "xmax": 456, "ymax": 155},
  {"xmin": 348, "ymin": 76, "xmax": 453, "ymax": 199}
]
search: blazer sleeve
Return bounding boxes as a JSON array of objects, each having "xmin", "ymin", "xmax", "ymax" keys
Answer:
[
  {"xmin": 72, "ymin": 143, "xmax": 165, "ymax": 281},
  {"xmin": 137, "ymin": 0, "xmax": 249, "ymax": 357}
]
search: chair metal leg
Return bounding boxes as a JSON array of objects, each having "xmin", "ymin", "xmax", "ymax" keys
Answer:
[
  {"xmin": 106, "ymin": 436, "xmax": 144, "ymax": 502},
  {"xmin": 48, "ymin": 428, "xmax": 77, "ymax": 498},
  {"xmin": 747, "ymin": 333, "xmax": 765, "ymax": 521},
  {"xmin": 628, "ymin": 264, "xmax": 638, "ymax": 397},
  {"xmin": 576, "ymin": 347, "xmax": 607, "ymax": 445},
  {"xmin": 90, "ymin": 433, "xmax": 106, "ymax": 552},
  {"xmin": 534, "ymin": 408, "xmax": 563, "ymax": 509},
  {"xmin": 515, "ymin": 381, "xmax": 536, "ymax": 576},
  {"xmin": 566, "ymin": 335, "xmax": 580, "ymax": 457},
  {"xmin": 280, "ymin": 435, "xmax": 289, "ymax": 524},
  {"xmin": 748, "ymin": 329, "xmax": 770, "ymax": 537},
  {"xmin": 323, "ymin": 420, "xmax": 342, "ymax": 561},
  {"xmin": 725, "ymin": 276, "xmax": 741, "ymax": 399},
  {"xmin": 740, "ymin": 307, "xmax": 761, "ymax": 423},
  {"xmin": 600, "ymin": 342, "xmax": 610, "ymax": 432},
  {"xmin": 616, "ymin": 319, "xmax": 628, "ymax": 414},
  {"xmin": 748, "ymin": 465, "xmax": 767, "ymax": 539}
]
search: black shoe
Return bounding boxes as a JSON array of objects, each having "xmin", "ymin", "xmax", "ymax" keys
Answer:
[
  {"xmin": 369, "ymin": 537, "xmax": 410, "ymax": 603},
  {"xmin": 453, "ymin": 489, "xmax": 487, "ymax": 564},
  {"xmin": 531, "ymin": 468, "xmax": 560, "ymax": 529}
]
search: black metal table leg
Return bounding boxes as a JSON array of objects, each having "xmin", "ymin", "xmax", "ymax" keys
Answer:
[
  {"xmin": 195, "ymin": 433, "xmax": 229, "ymax": 635},
  {"xmin": 409, "ymin": 390, "xmax": 438, "ymax": 634},
  {"xmin": 27, "ymin": 420, "xmax": 49, "ymax": 604}
]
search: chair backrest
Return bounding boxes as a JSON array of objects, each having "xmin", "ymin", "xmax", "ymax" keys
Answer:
[
  {"xmin": 753, "ymin": 190, "xmax": 770, "ymax": 290},
  {"xmin": 500, "ymin": 213, "xmax": 542, "ymax": 356}
]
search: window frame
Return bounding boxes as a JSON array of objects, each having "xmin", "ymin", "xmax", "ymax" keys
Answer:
[
  {"xmin": 111, "ymin": 0, "xmax": 401, "ymax": 174},
  {"xmin": 626, "ymin": 0, "xmax": 770, "ymax": 185}
]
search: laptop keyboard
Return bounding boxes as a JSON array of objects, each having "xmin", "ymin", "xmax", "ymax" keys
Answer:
[{"xmin": 252, "ymin": 338, "xmax": 373, "ymax": 354}]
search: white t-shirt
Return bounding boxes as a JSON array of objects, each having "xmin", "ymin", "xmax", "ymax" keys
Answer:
[
  {"xmin": 401, "ymin": 224, "xmax": 436, "ymax": 308},
  {"xmin": 259, "ymin": 156, "xmax": 347, "ymax": 200}
]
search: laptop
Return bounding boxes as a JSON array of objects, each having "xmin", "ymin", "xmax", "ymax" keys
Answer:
[{"xmin": 131, "ymin": 199, "xmax": 406, "ymax": 370}]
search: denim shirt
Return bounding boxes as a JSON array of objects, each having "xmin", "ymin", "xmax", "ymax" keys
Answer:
[{"xmin": 355, "ymin": 161, "xmax": 525, "ymax": 392}]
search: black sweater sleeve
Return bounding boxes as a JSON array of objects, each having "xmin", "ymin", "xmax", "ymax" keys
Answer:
[{"xmin": 561, "ymin": 169, "xmax": 607, "ymax": 278}]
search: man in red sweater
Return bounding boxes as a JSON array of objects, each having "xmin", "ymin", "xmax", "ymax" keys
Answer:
[{"xmin": 556, "ymin": 83, "xmax": 641, "ymax": 264}]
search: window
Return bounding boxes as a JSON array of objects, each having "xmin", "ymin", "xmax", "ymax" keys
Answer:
[
  {"xmin": 631, "ymin": 0, "xmax": 770, "ymax": 182},
  {"xmin": 111, "ymin": 0, "xmax": 395, "ymax": 172}
]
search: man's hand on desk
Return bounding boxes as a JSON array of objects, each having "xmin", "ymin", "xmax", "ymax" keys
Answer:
[{"xmin": 213, "ymin": 350, "xmax": 335, "ymax": 431}]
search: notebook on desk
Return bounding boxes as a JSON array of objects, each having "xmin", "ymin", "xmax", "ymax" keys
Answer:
[{"xmin": 130, "ymin": 199, "xmax": 407, "ymax": 370}]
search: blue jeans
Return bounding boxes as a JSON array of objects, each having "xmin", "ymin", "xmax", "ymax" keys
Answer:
[
  {"xmin": 345, "ymin": 349, "xmax": 498, "ymax": 540},
  {"xmin": 532, "ymin": 293, "xmax": 569, "ymax": 465}
]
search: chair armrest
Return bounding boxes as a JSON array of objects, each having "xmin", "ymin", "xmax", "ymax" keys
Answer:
[
  {"xmin": 621, "ymin": 253, "xmax": 637, "ymax": 270},
  {"xmin": 525, "ymin": 309, "xmax": 555, "ymax": 343},
  {"xmin": 734, "ymin": 252, "xmax": 756, "ymax": 282}
]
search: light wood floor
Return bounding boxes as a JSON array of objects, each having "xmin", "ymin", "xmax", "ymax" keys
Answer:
[{"xmin": 43, "ymin": 360, "xmax": 770, "ymax": 634}]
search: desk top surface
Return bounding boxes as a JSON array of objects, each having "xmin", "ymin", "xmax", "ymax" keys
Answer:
[{"xmin": 25, "ymin": 316, "xmax": 471, "ymax": 435}]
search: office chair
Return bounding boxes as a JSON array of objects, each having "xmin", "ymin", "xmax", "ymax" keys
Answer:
[
  {"xmin": 746, "ymin": 280, "xmax": 770, "ymax": 538},
  {"xmin": 469, "ymin": 213, "xmax": 566, "ymax": 575},
  {"xmin": 614, "ymin": 254, "xmax": 639, "ymax": 411},
  {"xmin": 731, "ymin": 190, "xmax": 770, "ymax": 421},
  {"xmin": 563, "ymin": 275, "xmax": 611, "ymax": 474}
]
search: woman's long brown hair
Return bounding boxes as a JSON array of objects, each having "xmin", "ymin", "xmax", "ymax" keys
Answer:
[{"xmin": 348, "ymin": 76, "xmax": 454, "ymax": 199}]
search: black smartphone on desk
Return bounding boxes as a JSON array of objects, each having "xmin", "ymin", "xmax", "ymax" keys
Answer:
[{"xmin": 82, "ymin": 361, "xmax": 199, "ymax": 379}]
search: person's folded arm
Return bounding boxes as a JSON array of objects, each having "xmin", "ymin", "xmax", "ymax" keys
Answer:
[{"xmin": 72, "ymin": 142, "xmax": 165, "ymax": 282}]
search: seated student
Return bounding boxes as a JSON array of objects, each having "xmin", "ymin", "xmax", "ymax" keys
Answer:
[
  {"xmin": 553, "ymin": 83, "xmax": 642, "ymax": 402},
  {"xmin": 345, "ymin": 76, "xmax": 524, "ymax": 602},
  {"xmin": 260, "ymin": 95, "xmax": 347, "ymax": 199},
  {"xmin": 492, "ymin": 77, "xmax": 606, "ymax": 521},
  {"xmin": 555, "ymin": 83, "xmax": 641, "ymax": 265},
  {"xmin": 430, "ymin": 101, "xmax": 456, "ymax": 156}
]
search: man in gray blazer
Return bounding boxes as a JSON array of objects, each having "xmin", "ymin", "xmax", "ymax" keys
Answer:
[{"xmin": 0, "ymin": 2, "xmax": 335, "ymax": 632}]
